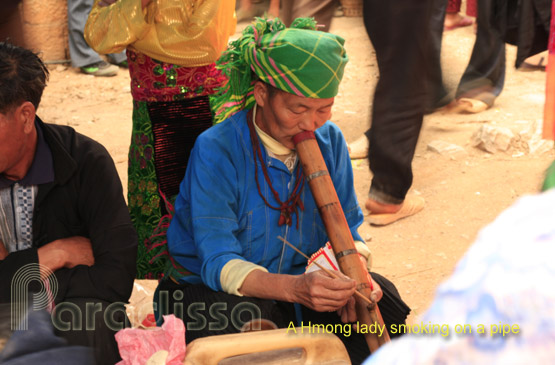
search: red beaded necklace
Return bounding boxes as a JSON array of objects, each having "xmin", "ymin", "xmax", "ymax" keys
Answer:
[{"xmin": 246, "ymin": 109, "xmax": 305, "ymax": 228}]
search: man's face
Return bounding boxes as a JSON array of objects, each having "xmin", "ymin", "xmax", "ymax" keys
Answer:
[
  {"xmin": 0, "ymin": 105, "xmax": 33, "ymax": 180},
  {"xmin": 256, "ymin": 84, "xmax": 334, "ymax": 150}
]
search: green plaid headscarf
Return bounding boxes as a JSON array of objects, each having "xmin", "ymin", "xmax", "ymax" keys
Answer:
[{"xmin": 212, "ymin": 17, "xmax": 349, "ymax": 124}]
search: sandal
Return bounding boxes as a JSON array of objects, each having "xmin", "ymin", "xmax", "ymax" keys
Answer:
[
  {"xmin": 367, "ymin": 196, "xmax": 425, "ymax": 226},
  {"xmin": 347, "ymin": 135, "xmax": 369, "ymax": 160}
]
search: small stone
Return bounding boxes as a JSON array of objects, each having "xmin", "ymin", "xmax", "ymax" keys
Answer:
[
  {"xmin": 364, "ymin": 234, "xmax": 372, "ymax": 242},
  {"xmin": 427, "ymin": 140, "xmax": 467, "ymax": 158},
  {"xmin": 471, "ymin": 125, "xmax": 515, "ymax": 153},
  {"xmin": 513, "ymin": 120, "xmax": 554, "ymax": 155},
  {"xmin": 528, "ymin": 136, "xmax": 553, "ymax": 155}
]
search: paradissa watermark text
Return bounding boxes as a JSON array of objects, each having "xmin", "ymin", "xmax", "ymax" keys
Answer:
[{"xmin": 10, "ymin": 264, "xmax": 262, "ymax": 332}]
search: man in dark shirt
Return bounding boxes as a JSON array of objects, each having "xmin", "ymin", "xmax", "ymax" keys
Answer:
[{"xmin": 0, "ymin": 42, "xmax": 137, "ymax": 364}]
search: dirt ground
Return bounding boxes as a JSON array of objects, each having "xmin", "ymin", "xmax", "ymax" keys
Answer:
[{"xmin": 38, "ymin": 16, "xmax": 554, "ymax": 324}]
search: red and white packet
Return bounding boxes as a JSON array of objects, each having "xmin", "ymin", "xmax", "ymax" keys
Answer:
[
  {"xmin": 305, "ymin": 242, "xmax": 340, "ymax": 273},
  {"xmin": 305, "ymin": 242, "xmax": 373, "ymax": 290}
]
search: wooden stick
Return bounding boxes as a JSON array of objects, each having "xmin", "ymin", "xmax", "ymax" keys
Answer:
[{"xmin": 278, "ymin": 236, "xmax": 374, "ymax": 307}]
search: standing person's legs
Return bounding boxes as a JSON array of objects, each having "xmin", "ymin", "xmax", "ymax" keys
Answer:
[
  {"xmin": 107, "ymin": 50, "xmax": 127, "ymax": 66},
  {"xmin": 363, "ymin": 0, "xmax": 431, "ymax": 225},
  {"xmin": 67, "ymin": 0, "xmax": 103, "ymax": 68},
  {"xmin": 426, "ymin": 0, "xmax": 450, "ymax": 112},
  {"xmin": 67, "ymin": 0, "xmax": 124, "ymax": 73},
  {"xmin": 455, "ymin": 0, "xmax": 505, "ymax": 111},
  {"xmin": 280, "ymin": 0, "xmax": 338, "ymax": 32}
]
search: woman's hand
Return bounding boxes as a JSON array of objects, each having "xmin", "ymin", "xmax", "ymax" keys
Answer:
[
  {"xmin": 337, "ymin": 296, "xmax": 357, "ymax": 323},
  {"xmin": 292, "ymin": 270, "xmax": 356, "ymax": 312},
  {"xmin": 336, "ymin": 271, "xmax": 384, "ymax": 323}
]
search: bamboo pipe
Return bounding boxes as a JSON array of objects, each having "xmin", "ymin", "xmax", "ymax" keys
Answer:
[{"xmin": 292, "ymin": 131, "xmax": 390, "ymax": 352}]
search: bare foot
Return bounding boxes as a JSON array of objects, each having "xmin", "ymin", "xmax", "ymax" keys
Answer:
[
  {"xmin": 456, "ymin": 98, "xmax": 489, "ymax": 114},
  {"xmin": 444, "ymin": 12, "xmax": 474, "ymax": 31}
]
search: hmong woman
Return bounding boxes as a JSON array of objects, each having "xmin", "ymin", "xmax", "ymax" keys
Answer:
[{"xmin": 85, "ymin": 0, "xmax": 236, "ymax": 278}]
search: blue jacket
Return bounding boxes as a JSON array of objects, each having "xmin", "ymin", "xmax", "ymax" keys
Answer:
[{"xmin": 167, "ymin": 109, "xmax": 364, "ymax": 292}]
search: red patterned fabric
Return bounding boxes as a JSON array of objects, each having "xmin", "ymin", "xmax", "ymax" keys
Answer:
[
  {"xmin": 126, "ymin": 48, "xmax": 225, "ymax": 278},
  {"xmin": 127, "ymin": 49, "xmax": 227, "ymax": 102},
  {"xmin": 465, "ymin": 0, "xmax": 477, "ymax": 17},
  {"xmin": 446, "ymin": 0, "xmax": 461, "ymax": 13},
  {"xmin": 446, "ymin": 0, "xmax": 477, "ymax": 17}
]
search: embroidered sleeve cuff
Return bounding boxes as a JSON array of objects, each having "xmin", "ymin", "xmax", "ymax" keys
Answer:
[
  {"xmin": 220, "ymin": 259, "xmax": 268, "ymax": 296},
  {"xmin": 354, "ymin": 240, "xmax": 373, "ymax": 271}
]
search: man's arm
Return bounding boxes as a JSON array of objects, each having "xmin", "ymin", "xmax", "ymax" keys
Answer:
[
  {"xmin": 0, "ymin": 236, "xmax": 94, "ymax": 301},
  {"xmin": 56, "ymin": 140, "xmax": 137, "ymax": 303},
  {"xmin": 37, "ymin": 236, "xmax": 94, "ymax": 275},
  {"xmin": 0, "ymin": 240, "xmax": 7, "ymax": 260}
]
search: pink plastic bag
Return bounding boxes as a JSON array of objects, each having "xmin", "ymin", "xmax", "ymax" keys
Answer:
[{"xmin": 116, "ymin": 314, "xmax": 186, "ymax": 365}]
